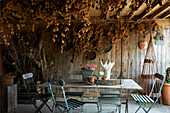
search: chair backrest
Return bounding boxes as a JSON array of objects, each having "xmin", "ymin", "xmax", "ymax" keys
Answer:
[
  {"xmin": 154, "ymin": 73, "xmax": 165, "ymax": 81},
  {"xmin": 22, "ymin": 73, "xmax": 33, "ymax": 79},
  {"xmin": 48, "ymin": 77, "xmax": 69, "ymax": 110},
  {"xmin": 67, "ymin": 71, "xmax": 82, "ymax": 82},
  {"xmin": 22, "ymin": 73, "xmax": 38, "ymax": 99},
  {"xmin": 149, "ymin": 73, "xmax": 165, "ymax": 102}
]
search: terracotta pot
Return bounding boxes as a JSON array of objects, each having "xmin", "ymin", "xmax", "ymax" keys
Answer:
[
  {"xmin": 138, "ymin": 41, "xmax": 147, "ymax": 49},
  {"xmin": 162, "ymin": 83, "xmax": 170, "ymax": 105},
  {"xmin": 102, "ymin": 77, "xmax": 107, "ymax": 80},
  {"xmin": 88, "ymin": 77, "xmax": 94, "ymax": 83}
]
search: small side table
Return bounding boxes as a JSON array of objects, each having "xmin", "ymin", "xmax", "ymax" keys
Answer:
[{"xmin": 1, "ymin": 84, "xmax": 17, "ymax": 113}]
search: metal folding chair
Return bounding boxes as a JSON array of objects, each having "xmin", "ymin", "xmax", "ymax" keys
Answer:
[
  {"xmin": 48, "ymin": 77, "xmax": 85, "ymax": 113},
  {"xmin": 22, "ymin": 73, "xmax": 52, "ymax": 113},
  {"xmin": 96, "ymin": 79, "xmax": 121, "ymax": 113},
  {"xmin": 65, "ymin": 71, "xmax": 84, "ymax": 100},
  {"xmin": 131, "ymin": 73, "xmax": 165, "ymax": 113},
  {"xmin": 98, "ymin": 71, "xmax": 121, "ymax": 113},
  {"xmin": 99, "ymin": 71, "xmax": 120, "ymax": 97}
]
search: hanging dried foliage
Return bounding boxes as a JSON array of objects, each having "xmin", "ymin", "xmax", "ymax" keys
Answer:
[{"xmin": 0, "ymin": 0, "xmax": 162, "ymax": 63}]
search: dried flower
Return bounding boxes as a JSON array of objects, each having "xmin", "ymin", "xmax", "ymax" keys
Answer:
[{"xmin": 52, "ymin": 38, "xmax": 56, "ymax": 42}]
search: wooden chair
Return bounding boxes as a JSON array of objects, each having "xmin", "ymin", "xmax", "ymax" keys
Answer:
[
  {"xmin": 131, "ymin": 73, "xmax": 165, "ymax": 113},
  {"xmin": 65, "ymin": 71, "xmax": 84, "ymax": 100},
  {"xmin": 22, "ymin": 73, "xmax": 52, "ymax": 113},
  {"xmin": 48, "ymin": 77, "xmax": 85, "ymax": 113}
]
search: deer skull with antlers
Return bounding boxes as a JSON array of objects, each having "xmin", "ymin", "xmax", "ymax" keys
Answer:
[{"xmin": 100, "ymin": 60, "xmax": 115, "ymax": 79}]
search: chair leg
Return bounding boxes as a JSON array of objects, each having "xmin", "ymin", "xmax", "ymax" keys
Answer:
[
  {"xmin": 44, "ymin": 100, "xmax": 52, "ymax": 112},
  {"xmin": 40, "ymin": 102, "xmax": 46, "ymax": 109},
  {"xmin": 119, "ymin": 105, "xmax": 121, "ymax": 113},
  {"xmin": 135, "ymin": 105, "xmax": 142, "ymax": 113},
  {"xmin": 57, "ymin": 106, "xmax": 63, "ymax": 113},
  {"xmin": 52, "ymin": 103, "xmax": 55, "ymax": 113},
  {"xmin": 146, "ymin": 102, "xmax": 157, "ymax": 113},
  {"xmin": 100, "ymin": 105, "xmax": 102, "ymax": 112},
  {"xmin": 33, "ymin": 103, "xmax": 42, "ymax": 113},
  {"xmin": 79, "ymin": 106, "xmax": 83, "ymax": 113},
  {"xmin": 136, "ymin": 103, "xmax": 148, "ymax": 113},
  {"xmin": 97, "ymin": 103, "xmax": 100, "ymax": 112},
  {"xmin": 80, "ymin": 96, "xmax": 83, "ymax": 102},
  {"xmin": 65, "ymin": 109, "xmax": 72, "ymax": 113}
]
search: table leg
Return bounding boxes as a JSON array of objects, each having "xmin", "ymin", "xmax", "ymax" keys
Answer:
[
  {"xmin": 125, "ymin": 89, "xmax": 129, "ymax": 113},
  {"xmin": 97, "ymin": 86, "xmax": 100, "ymax": 112}
]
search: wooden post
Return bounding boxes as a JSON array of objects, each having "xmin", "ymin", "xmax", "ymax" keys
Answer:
[{"xmin": 1, "ymin": 84, "xmax": 17, "ymax": 113}]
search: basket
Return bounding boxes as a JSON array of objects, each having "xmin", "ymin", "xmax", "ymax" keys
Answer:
[{"xmin": 1, "ymin": 76, "xmax": 15, "ymax": 85}]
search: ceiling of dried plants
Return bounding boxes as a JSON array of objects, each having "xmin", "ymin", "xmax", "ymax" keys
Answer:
[{"xmin": 0, "ymin": 0, "xmax": 169, "ymax": 62}]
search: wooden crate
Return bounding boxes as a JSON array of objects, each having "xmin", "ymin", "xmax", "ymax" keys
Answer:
[{"xmin": 1, "ymin": 84, "xmax": 17, "ymax": 113}]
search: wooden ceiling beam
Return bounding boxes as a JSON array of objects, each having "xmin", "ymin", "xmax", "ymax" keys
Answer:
[
  {"xmin": 129, "ymin": 0, "xmax": 145, "ymax": 20},
  {"xmin": 149, "ymin": 2, "xmax": 170, "ymax": 19},
  {"xmin": 138, "ymin": 0, "xmax": 159, "ymax": 19},
  {"xmin": 158, "ymin": 10, "xmax": 170, "ymax": 19}
]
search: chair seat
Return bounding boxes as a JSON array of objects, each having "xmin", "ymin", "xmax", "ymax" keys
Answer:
[
  {"xmin": 65, "ymin": 92, "xmax": 84, "ymax": 97},
  {"xmin": 57, "ymin": 98, "xmax": 85, "ymax": 110},
  {"xmin": 131, "ymin": 94, "xmax": 154, "ymax": 103},
  {"xmin": 31, "ymin": 94, "xmax": 51, "ymax": 101},
  {"xmin": 100, "ymin": 91, "xmax": 121, "ymax": 96},
  {"xmin": 98, "ymin": 97, "xmax": 121, "ymax": 105}
]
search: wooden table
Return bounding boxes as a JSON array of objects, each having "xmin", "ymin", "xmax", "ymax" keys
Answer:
[{"xmin": 38, "ymin": 79, "xmax": 142, "ymax": 113}]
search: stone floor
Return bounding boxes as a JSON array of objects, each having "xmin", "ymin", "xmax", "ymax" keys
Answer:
[{"xmin": 9, "ymin": 100, "xmax": 170, "ymax": 113}]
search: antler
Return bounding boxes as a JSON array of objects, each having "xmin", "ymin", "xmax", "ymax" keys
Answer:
[
  {"xmin": 100, "ymin": 60, "xmax": 115, "ymax": 70},
  {"xmin": 100, "ymin": 60, "xmax": 115, "ymax": 79}
]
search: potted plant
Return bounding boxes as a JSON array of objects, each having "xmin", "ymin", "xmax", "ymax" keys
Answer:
[
  {"xmin": 162, "ymin": 67, "xmax": 170, "ymax": 105},
  {"xmin": 102, "ymin": 76, "xmax": 107, "ymax": 80},
  {"xmin": 81, "ymin": 63, "xmax": 97, "ymax": 82},
  {"xmin": 87, "ymin": 76, "xmax": 95, "ymax": 83}
]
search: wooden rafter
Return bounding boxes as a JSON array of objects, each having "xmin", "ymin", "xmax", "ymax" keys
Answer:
[
  {"xmin": 138, "ymin": 0, "xmax": 159, "ymax": 19},
  {"xmin": 149, "ymin": 2, "xmax": 170, "ymax": 19},
  {"xmin": 159, "ymin": 10, "xmax": 170, "ymax": 19},
  {"xmin": 128, "ymin": 0, "xmax": 145, "ymax": 20}
]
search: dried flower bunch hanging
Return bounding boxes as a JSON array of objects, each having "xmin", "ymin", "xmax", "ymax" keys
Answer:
[
  {"xmin": 53, "ymin": 20, "xmax": 160, "ymax": 63},
  {"xmin": 0, "ymin": 0, "xmax": 162, "ymax": 63}
]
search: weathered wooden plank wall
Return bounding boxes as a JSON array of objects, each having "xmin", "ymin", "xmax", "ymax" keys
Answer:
[{"xmin": 50, "ymin": 27, "xmax": 170, "ymax": 83}]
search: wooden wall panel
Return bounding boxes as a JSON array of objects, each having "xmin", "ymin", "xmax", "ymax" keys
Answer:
[{"xmin": 51, "ymin": 27, "xmax": 170, "ymax": 83}]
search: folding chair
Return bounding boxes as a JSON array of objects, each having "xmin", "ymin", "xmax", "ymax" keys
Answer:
[
  {"xmin": 99, "ymin": 71, "xmax": 120, "ymax": 97},
  {"xmin": 96, "ymin": 79, "xmax": 121, "ymax": 113},
  {"xmin": 22, "ymin": 73, "xmax": 52, "ymax": 113},
  {"xmin": 99, "ymin": 71, "xmax": 121, "ymax": 113},
  {"xmin": 65, "ymin": 71, "xmax": 84, "ymax": 100},
  {"xmin": 48, "ymin": 77, "xmax": 85, "ymax": 113},
  {"xmin": 131, "ymin": 73, "xmax": 165, "ymax": 113}
]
